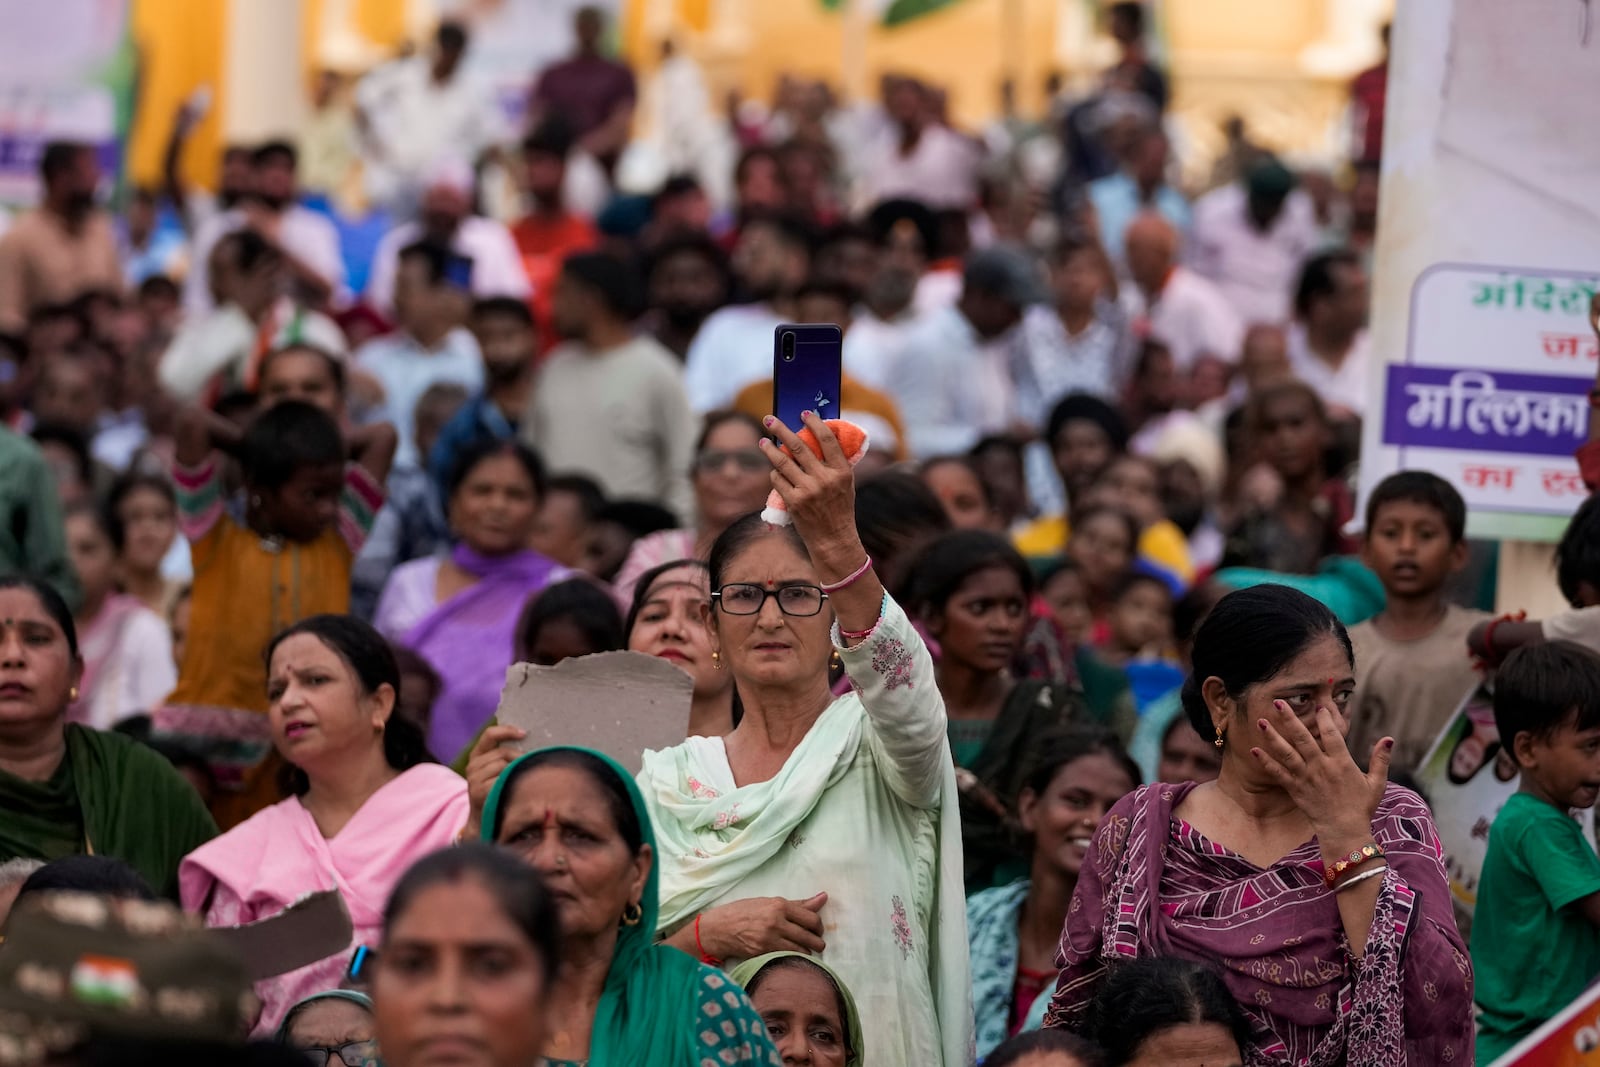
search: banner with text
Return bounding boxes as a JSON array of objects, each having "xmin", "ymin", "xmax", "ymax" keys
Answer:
[{"xmin": 1359, "ymin": 0, "xmax": 1600, "ymax": 540}]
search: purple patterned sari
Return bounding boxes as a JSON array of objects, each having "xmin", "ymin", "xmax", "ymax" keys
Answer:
[
  {"xmin": 407, "ymin": 544, "xmax": 568, "ymax": 761},
  {"xmin": 1045, "ymin": 781, "xmax": 1474, "ymax": 1066}
]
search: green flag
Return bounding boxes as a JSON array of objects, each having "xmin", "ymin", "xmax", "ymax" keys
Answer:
[{"xmin": 819, "ymin": 0, "xmax": 966, "ymax": 27}]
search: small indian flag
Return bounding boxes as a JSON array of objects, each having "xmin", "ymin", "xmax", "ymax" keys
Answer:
[{"xmin": 70, "ymin": 955, "xmax": 140, "ymax": 1008}]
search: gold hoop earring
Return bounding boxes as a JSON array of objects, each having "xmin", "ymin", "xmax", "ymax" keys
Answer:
[
  {"xmin": 1214, "ymin": 726, "xmax": 1225, "ymax": 749},
  {"xmin": 711, "ymin": 650, "xmax": 722, "ymax": 670},
  {"xmin": 622, "ymin": 902, "xmax": 643, "ymax": 927}
]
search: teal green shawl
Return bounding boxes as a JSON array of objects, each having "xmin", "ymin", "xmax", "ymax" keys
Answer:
[
  {"xmin": 729, "ymin": 952, "xmax": 863, "ymax": 1067},
  {"xmin": 481, "ymin": 746, "xmax": 708, "ymax": 1067},
  {"xmin": 275, "ymin": 989, "xmax": 376, "ymax": 1043}
]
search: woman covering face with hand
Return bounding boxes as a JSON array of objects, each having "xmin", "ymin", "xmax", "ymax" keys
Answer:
[
  {"xmin": 481, "ymin": 745, "xmax": 780, "ymax": 1067},
  {"xmin": 639, "ymin": 413, "xmax": 972, "ymax": 1067},
  {"xmin": 1043, "ymin": 585, "xmax": 1473, "ymax": 1063}
]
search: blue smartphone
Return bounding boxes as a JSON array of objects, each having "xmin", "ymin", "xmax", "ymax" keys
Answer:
[
  {"xmin": 772, "ymin": 324, "xmax": 843, "ymax": 433},
  {"xmin": 442, "ymin": 252, "xmax": 475, "ymax": 291}
]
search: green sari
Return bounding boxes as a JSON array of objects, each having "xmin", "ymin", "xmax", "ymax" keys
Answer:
[
  {"xmin": 0, "ymin": 724, "xmax": 217, "ymax": 900},
  {"xmin": 482, "ymin": 745, "xmax": 778, "ymax": 1067}
]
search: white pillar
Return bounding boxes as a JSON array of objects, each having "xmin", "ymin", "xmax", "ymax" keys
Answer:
[{"xmin": 222, "ymin": 0, "xmax": 307, "ymax": 143}]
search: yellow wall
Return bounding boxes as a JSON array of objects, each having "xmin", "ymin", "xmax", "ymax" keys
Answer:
[{"xmin": 127, "ymin": 0, "xmax": 228, "ymax": 190}]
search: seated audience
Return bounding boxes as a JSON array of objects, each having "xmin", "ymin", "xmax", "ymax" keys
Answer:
[
  {"xmin": 967, "ymin": 729, "xmax": 1139, "ymax": 1057},
  {"xmin": 375, "ymin": 441, "xmax": 569, "ymax": 763},
  {"xmin": 0, "ymin": 574, "xmax": 214, "ymax": 898},
  {"xmin": 477, "ymin": 746, "xmax": 782, "ymax": 1065},
  {"xmin": 63, "ymin": 502, "xmax": 176, "ymax": 729},
  {"xmin": 180, "ymin": 615, "xmax": 467, "ymax": 1034}
]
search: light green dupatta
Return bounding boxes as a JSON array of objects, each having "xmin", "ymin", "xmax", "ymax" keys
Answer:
[
  {"xmin": 481, "ymin": 746, "xmax": 709, "ymax": 1067},
  {"xmin": 730, "ymin": 952, "xmax": 864, "ymax": 1067}
]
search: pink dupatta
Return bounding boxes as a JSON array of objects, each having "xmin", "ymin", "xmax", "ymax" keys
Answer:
[{"xmin": 178, "ymin": 763, "xmax": 469, "ymax": 1033}]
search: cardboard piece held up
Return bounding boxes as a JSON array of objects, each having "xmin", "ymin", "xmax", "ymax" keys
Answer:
[
  {"xmin": 209, "ymin": 889, "xmax": 353, "ymax": 982},
  {"xmin": 494, "ymin": 650, "xmax": 695, "ymax": 775}
]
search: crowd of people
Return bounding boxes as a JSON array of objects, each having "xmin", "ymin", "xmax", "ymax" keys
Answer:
[{"xmin": 5, "ymin": 4, "xmax": 1600, "ymax": 1066}]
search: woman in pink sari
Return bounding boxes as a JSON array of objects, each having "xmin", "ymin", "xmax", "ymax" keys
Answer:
[
  {"xmin": 180, "ymin": 615, "xmax": 468, "ymax": 1035},
  {"xmin": 1045, "ymin": 585, "xmax": 1474, "ymax": 1065},
  {"xmin": 374, "ymin": 439, "xmax": 569, "ymax": 762}
]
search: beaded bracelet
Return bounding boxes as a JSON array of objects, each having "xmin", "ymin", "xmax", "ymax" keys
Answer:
[
  {"xmin": 1333, "ymin": 864, "xmax": 1388, "ymax": 894},
  {"xmin": 1323, "ymin": 843, "xmax": 1385, "ymax": 889}
]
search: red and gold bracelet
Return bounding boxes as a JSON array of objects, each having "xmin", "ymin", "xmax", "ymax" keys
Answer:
[{"xmin": 1323, "ymin": 843, "xmax": 1385, "ymax": 889}]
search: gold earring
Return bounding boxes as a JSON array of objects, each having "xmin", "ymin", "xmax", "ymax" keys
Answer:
[
  {"xmin": 711, "ymin": 650, "xmax": 722, "ymax": 670},
  {"xmin": 622, "ymin": 902, "xmax": 643, "ymax": 927},
  {"xmin": 69, "ymin": 686, "xmax": 79, "ymax": 701},
  {"xmin": 831, "ymin": 650, "xmax": 842, "ymax": 670},
  {"xmin": 1214, "ymin": 726, "xmax": 1225, "ymax": 749}
]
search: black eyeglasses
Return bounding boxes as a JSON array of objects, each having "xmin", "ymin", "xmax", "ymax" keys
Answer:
[
  {"xmin": 296, "ymin": 1040, "xmax": 380, "ymax": 1067},
  {"xmin": 695, "ymin": 448, "xmax": 768, "ymax": 474},
  {"xmin": 712, "ymin": 583, "xmax": 829, "ymax": 617}
]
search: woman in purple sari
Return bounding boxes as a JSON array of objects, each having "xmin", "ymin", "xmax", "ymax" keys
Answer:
[
  {"xmin": 374, "ymin": 440, "xmax": 569, "ymax": 761},
  {"xmin": 1044, "ymin": 584, "xmax": 1473, "ymax": 1065}
]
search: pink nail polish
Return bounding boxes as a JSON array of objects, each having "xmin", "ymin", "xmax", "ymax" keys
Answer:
[{"xmin": 763, "ymin": 416, "xmax": 775, "ymax": 427}]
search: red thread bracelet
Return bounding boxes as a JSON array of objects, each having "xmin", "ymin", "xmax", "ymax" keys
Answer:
[{"xmin": 694, "ymin": 914, "xmax": 722, "ymax": 966}]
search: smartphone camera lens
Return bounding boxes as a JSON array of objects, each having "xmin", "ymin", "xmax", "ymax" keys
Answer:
[{"xmin": 781, "ymin": 331, "xmax": 796, "ymax": 362}]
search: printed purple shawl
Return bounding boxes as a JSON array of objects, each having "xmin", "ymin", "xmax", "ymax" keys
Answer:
[
  {"xmin": 1044, "ymin": 781, "xmax": 1474, "ymax": 1066},
  {"xmin": 407, "ymin": 544, "xmax": 567, "ymax": 761}
]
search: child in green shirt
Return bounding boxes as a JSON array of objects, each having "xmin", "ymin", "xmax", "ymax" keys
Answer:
[{"xmin": 1472, "ymin": 641, "xmax": 1600, "ymax": 1063}]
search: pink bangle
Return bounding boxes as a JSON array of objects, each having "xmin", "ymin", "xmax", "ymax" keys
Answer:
[{"xmin": 820, "ymin": 555, "xmax": 873, "ymax": 594}]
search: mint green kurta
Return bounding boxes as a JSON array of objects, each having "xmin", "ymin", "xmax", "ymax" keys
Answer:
[{"xmin": 638, "ymin": 597, "xmax": 974, "ymax": 1067}]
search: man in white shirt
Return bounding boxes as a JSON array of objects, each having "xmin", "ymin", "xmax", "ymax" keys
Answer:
[
  {"xmin": 365, "ymin": 163, "xmax": 531, "ymax": 317},
  {"xmin": 355, "ymin": 240, "xmax": 485, "ymax": 466},
  {"xmin": 863, "ymin": 76, "xmax": 979, "ymax": 211},
  {"xmin": 355, "ymin": 20, "xmax": 501, "ymax": 216},
  {"xmin": 1191, "ymin": 158, "xmax": 1320, "ymax": 326},
  {"xmin": 889, "ymin": 244, "xmax": 1046, "ymax": 459},
  {"xmin": 845, "ymin": 199, "xmax": 940, "ymax": 389},
  {"xmin": 1121, "ymin": 212, "xmax": 1244, "ymax": 372},
  {"xmin": 1286, "ymin": 248, "xmax": 1371, "ymax": 418},
  {"xmin": 181, "ymin": 142, "xmax": 347, "ymax": 316},
  {"xmin": 684, "ymin": 213, "xmax": 811, "ymax": 413}
]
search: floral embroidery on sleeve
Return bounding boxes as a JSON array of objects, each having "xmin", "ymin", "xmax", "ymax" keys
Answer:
[
  {"xmin": 891, "ymin": 895, "xmax": 914, "ymax": 958},
  {"xmin": 871, "ymin": 636, "xmax": 915, "ymax": 690}
]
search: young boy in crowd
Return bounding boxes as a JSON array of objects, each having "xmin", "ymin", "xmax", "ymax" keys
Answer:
[
  {"xmin": 1346, "ymin": 471, "xmax": 1487, "ymax": 772},
  {"xmin": 155, "ymin": 401, "xmax": 394, "ymax": 828},
  {"xmin": 1472, "ymin": 641, "xmax": 1600, "ymax": 1063},
  {"xmin": 1469, "ymin": 493, "xmax": 1600, "ymax": 662},
  {"xmin": 1101, "ymin": 570, "xmax": 1183, "ymax": 712}
]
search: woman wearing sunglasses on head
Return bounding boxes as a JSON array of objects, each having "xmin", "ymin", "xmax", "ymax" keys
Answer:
[
  {"xmin": 612, "ymin": 412, "xmax": 773, "ymax": 604},
  {"xmin": 638, "ymin": 414, "xmax": 972, "ymax": 1067}
]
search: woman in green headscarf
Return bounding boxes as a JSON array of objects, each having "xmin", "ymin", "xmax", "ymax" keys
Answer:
[
  {"xmin": 731, "ymin": 953, "xmax": 864, "ymax": 1067},
  {"xmin": 481, "ymin": 745, "xmax": 781, "ymax": 1067}
]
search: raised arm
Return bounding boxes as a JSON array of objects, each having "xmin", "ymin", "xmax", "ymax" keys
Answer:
[{"xmin": 761, "ymin": 414, "xmax": 947, "ymax": 808}]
